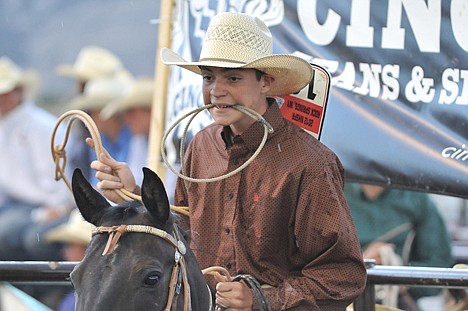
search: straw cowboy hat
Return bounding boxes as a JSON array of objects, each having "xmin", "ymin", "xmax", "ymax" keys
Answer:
[
  {"xmin": 0, "ymin": 57, "xmax": 39, "ymax": 96},
  {"xmin": 160, "ymin": 12, "xmax": 313, "ymax": 96},
  {"xmin": 56, "ymin": 46, "xmax": 125, "ymax": 82},
  {"xmin": 70, "ymin": 73, "xmax": 134, "ymax": 111},
  {"xmin": 100, "ymin": 77, "xmax": 154, "ymax": 120},
  {"xmin": 45, "ymin": 209, "xmax": 94, "ymax": 246}
]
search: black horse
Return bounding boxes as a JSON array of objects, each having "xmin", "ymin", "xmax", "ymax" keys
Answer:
[{"xmin": 70, "ymin": 167, "xmax": 213, "ymax": 311}]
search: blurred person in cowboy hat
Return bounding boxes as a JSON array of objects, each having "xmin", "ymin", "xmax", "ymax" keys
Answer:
[
  {"xmin": 55, "ymin": 46, "xmax": 134, "ymax": 185},
  {"xmin": 67, "ymin": 74, "xmax": 134, "ymax": 187},
  {"xmin": 100, "ymin": 77, "xmax": 154, "ymax": 185},
  {"xmin": 0, "ymin": 56, "xmax": 74, "ymax": 261},
  {"xmin": 87, "ymin": 12, "xmax": 366, "ymax": 310},
  {"xmin": 100, "ymin": 76, "xmax": 179, "ymax": 201},
  {"xmin": 56, "ymin": 45, "xmax": 127, "ymax": 94},
  {"xmin": 45, "ymin": 208, "xmax": 94, "ymax": 311}
]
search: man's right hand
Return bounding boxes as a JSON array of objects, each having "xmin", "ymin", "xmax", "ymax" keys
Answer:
[
  {"xmin": 86, "ymin": 137, "xmax": 137, "ymax": 203},
  {"xmin": 362, "ymin": 242, "xmax": 397, "ymax": 265}
]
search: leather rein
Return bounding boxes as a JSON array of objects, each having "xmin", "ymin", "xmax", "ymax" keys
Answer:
[{"xmin": 92, "ymin": 223, "xmax": 213, "ymax": 311}]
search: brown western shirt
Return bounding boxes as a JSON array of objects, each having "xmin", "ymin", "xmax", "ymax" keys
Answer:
[{"xmin": 174, "ymin": 102, "xmax": 366, "ymax": 310}]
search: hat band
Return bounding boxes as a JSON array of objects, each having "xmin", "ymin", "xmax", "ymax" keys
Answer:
[{"xmin": 198, "ymin": 58, "xmax": 247, "ymax": 65}]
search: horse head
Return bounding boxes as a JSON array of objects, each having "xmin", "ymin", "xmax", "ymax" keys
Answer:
[{"xmin": 70, "ymin": 167, "xmax": 212, "ymax": 311}]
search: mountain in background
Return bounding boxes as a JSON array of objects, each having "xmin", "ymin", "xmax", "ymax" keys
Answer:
[{"xmin": 0, "ymin": 0, "xmax": 161, "ymax": 113}]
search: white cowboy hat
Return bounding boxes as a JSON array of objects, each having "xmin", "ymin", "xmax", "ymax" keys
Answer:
[
  {"xmin": 69, "ymin": 72, "xmax": 134, "ymax": 111},
  {"xmin": 100, "ymin": 77, "xmax": 154, "ymax": 120},
  {"xmin": 160, "ymin": 12, "xmax": 313, "ymax": 96},
  {"xmin": 45, "ymin": 209, "xmax": 94, "ymax": 246},
  {"xmin": 56, "ymin": 46, "xmax": 125, "ymax": 82},
  {"xmin": 0, "ymin": 57, "xmax": 39, "ymax": 96}
]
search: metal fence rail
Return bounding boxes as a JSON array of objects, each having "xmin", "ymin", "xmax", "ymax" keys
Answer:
[
  {"xmin": 355, "ymin": 262, "xmax": 468, "ymax": 311},
  {"xmin": 1, "ymin": 261, "xmax": 468, "ymax": 311},
  {"xmin": 0, "ymin": 261, "xmax": 76, "ymax": 282}
]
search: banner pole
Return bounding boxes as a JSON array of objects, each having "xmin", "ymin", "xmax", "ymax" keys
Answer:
[{"xmin": 148, "ymin": 0, "xmax": 174, "ymax": 178}]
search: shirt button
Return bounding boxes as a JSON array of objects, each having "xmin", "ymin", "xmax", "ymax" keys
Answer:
[
  {"xmin": 228, "ymin": 192, "xmax": 234, "ymax": 200},
  {"xmin": 225, "ymin": 228, "xmax": 230, "ymax": 234},
  {"xmin": 226, "ymin": 263, "xmax": 232, "ymax": 269},
  {"xmin": 234, "ymin": 159, "xmax": 239, "ymax": 165}
]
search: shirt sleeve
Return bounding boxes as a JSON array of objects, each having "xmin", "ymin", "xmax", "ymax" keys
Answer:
[
  {"xmin": 260, "ymin": 162, "xmax": 367, "ymax": 310},
  {"xmin": 173, "ymin": 149, "xmax": 192, "ymax": 235}
]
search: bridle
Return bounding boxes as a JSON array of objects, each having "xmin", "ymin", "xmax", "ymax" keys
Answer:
[{"xmin": 92, "ymin": 224, "xmax": 213, "ymax": 311}]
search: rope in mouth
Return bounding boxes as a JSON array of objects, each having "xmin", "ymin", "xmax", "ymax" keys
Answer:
[{"xmin": 160, "ymin": 103, "xmax": 273, "ymax": 185}]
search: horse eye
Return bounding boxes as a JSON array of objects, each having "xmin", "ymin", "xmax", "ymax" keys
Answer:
[{"xmin": 144, "ymin": 273, "xmax": 161, "ymax": 287}]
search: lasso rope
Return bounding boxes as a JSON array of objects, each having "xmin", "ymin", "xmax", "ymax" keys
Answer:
[
  {"xmin": 160, "ymin": 103, "xmax": 274, "ymax": 185},
  {"xmin": 51, "ymin": 109, "xmax": 189, "ymax": 216}
]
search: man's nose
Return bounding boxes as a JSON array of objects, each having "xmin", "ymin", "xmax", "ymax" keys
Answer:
[{"xmin": 210, "ymin": 80, "xmax": 226, "ymax": 97}]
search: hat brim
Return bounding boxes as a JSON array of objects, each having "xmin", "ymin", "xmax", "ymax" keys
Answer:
[
  {"xmin": 100, "ymin": 95, "xmax": 152, "ymax": 120},
  {"xmin": 0, "ymin": 70, "xmax": 39, "ymax": 96},
  {"xmin": 70, "ymin": 94, "xmax": 118, "ymax": 111},
  {"xmin": 56, "ymin": 65, "xmax": 92, "ymax": 82},
  {"xmin": 45, "ymin": 225, "xmax": 91, "ymax": 246},
  {"xmin": 0, "ymin": 81, "xmax": 18, "ymax": 95},
  {"xmin": 160, "ymin": 48, "xmax": 313, "ymax": 96}
]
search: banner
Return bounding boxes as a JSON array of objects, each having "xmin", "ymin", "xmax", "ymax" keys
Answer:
[{"xmin": 163, "ymin": 0, "xmax": 468, "ymax": 198}]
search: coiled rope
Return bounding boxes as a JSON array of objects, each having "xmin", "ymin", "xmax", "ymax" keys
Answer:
[{"xmin": 161, "ymin": 103, "xmax": 273, "ymax": 189}]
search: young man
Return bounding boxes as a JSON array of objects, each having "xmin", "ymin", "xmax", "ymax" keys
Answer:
[{"xmin": 89, "ymin": 12, "xmax": 366, "ymax": 310}]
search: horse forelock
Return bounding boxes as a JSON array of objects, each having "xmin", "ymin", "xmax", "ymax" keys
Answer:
[{"xmin": 100, "ymin": 200, "xmax": 176, "ymax": 230}]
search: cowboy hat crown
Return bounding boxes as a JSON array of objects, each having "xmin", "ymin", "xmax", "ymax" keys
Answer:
[
  {"xmin": 160, "ymin": 12, "xmax": 313, "ymax": 96},
  {"xmin": 56, "ymin": 46, "xmax": 125, "ymax": 82}
]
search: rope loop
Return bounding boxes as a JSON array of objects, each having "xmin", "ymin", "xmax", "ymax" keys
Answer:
[
  {"xmin": 50, "ymin": 109, "xmax": 189, "ymax": 216},
  {"xmin": 161, "ymin": 103, "xmax": 274, "ymax": 185}
]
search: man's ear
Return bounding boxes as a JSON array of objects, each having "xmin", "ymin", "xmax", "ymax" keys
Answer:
[{"xmin": 261, "ymin": 74, "xmax": 274, "ymax": 94}]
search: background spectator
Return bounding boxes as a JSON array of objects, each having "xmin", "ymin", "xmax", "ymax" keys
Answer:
[
  {"xmin": 100, "ymin": 77, "xmax": 154, "ymax": 184},
  {"xmin": 56, "ymin": 46, "xmax": 134, "ymax": 185},
  {"xmin": 345, "ymin": 183, "xmax": 453, "ymax": 311},
  {"xmin": 45, "ymin": 209, "xmax": 93, "ymax": 311},
  {"xmin": 0, "ymin": 56, "xmax": 73, "ymax": 261}
]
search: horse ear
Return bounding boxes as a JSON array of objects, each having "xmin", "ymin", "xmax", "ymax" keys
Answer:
[
  {"xmin": 72, "ymin": 168, "xmax": 111, "ymax": 226},
  {"xmin": 141, "ymin": 167, "xmax": 170, "ymax": 224}
]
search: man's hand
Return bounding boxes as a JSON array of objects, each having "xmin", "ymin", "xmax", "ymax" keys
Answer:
[
  {"xmin": 363, "ymin": 242, "xmax": 396, "ymax": 265},
  {"xmin": 86, "ymin": 137, "xmax": 137, "ymax": 203},
  {"xmin": 216, "ymin": 281, "xmax": 253, "ymax": 311}
]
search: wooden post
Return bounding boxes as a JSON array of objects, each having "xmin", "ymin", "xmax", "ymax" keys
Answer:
[{"xmin": 148, "ymin": 0, "xmax": 174, "ymax": 178}]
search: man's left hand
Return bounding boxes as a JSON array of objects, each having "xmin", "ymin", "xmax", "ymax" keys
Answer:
[{"xmin": 216, "ymin": 281, "xmax": 253, "ymax": 310}]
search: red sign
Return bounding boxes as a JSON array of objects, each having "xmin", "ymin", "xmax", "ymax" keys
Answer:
[{"xmin": 277, "ymin": 64, "xmax": 330, "ymax": 140}]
